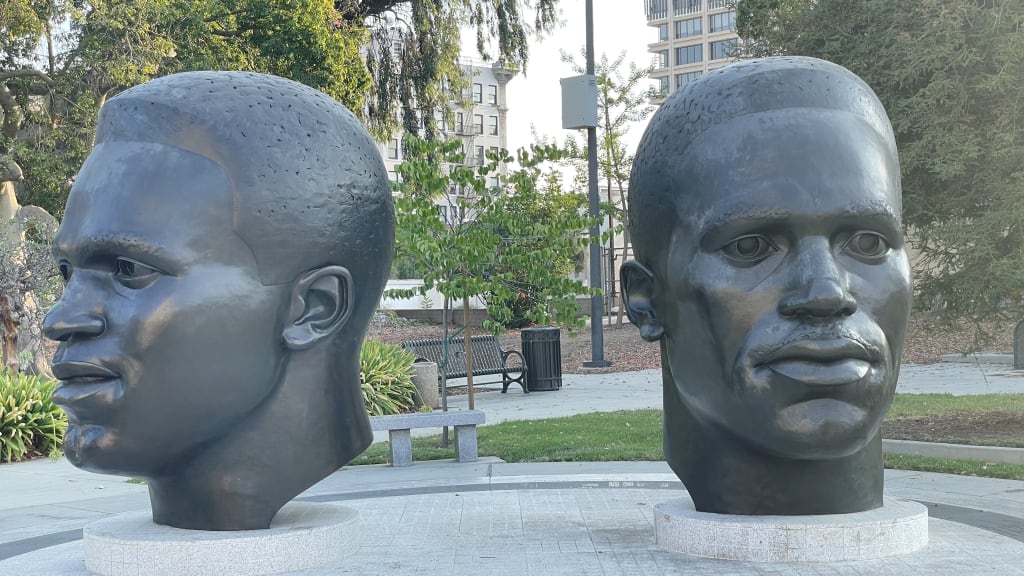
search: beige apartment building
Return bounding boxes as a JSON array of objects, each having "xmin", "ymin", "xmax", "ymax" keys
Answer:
[
  {"xmin": 380, "ymin": 60, "xmax": 517, "ymax": 225},
  {"xmin": 644, "ymin": 0, "xmax": 740, "ymax": 100}
]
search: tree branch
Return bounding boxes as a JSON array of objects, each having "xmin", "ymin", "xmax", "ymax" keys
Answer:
[
  {"xmin": 211, "ymin": 29, "xmax": 243, "ymax": 37},
  {"xmin": 0, "ymin": 69, "xmax": 55, "ymax": 85}
]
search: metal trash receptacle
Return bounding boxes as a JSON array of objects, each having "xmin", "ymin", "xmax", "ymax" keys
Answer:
[{"xmin": 521, "ymin": 327, "xmax": 562, "ymax": 391}]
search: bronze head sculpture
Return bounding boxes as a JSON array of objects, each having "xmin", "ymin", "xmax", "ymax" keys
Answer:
[
  {"xmin": 42, "ymin": 72, "xmax": 394, "ymax": 530},
  {"xmin": 621, "ymin": 57, "xmax": 912, "ymax": 515}
]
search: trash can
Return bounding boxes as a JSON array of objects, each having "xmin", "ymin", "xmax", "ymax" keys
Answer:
[{"xmin": 521, "ymin": 327, "xmax": 562, "ymax": 391}]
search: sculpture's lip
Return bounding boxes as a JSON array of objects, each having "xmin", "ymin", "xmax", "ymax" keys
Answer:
[
  {"xmin": 51, "ymin": 360, "xmax": 119, "ymax": 383},
  {"xmin": 50, "ymin": 361, "xmax": 123, "ymax": 419},
  {"xmin": 759, "ymin": 340, "xmax": 877, "ymax": 387},
  {"xmin": 761, "ymin": 339, "xmax": 876, "ymax": 364}
]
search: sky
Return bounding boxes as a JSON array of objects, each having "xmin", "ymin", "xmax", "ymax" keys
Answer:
[{"xmin": 490, "ymin": 0, "xmax": 654, "ymax": 153}]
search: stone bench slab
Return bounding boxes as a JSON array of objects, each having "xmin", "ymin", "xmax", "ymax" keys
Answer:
[
  {"xmin": 370, "ymin": 410, "xmax": 485, "ymax": 431},
  {"xmin": 369, "ymin": 410, "xmax": 485, "ymax": 467}
]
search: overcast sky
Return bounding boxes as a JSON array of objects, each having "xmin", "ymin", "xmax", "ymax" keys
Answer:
[{"xmin": 493, "ymin": 0, "xmax": 653, "ymax": 153}]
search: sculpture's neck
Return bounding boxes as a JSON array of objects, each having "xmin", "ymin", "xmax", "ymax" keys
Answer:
[
  {"xmin": 662, "ymin": 353, "xmax": 883, "ymax": 516},
  {"xmin": 146, "ymin": 348, "xmax": 371, "ymax": 530}
]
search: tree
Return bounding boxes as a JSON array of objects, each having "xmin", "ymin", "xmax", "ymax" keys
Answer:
[
  {"xmin": 735, "ymin": 0, "xmax": 1024, "ymax": 327},
  {"xmin": 391, "ymin": 137, "xmax": 603, "ymax": 407},
  {"xmin": 2, "ymin": 0, "xmax": 562, "ymax": 370},
  {"xmin": 3, "ymin": 0, "xmax": 562, "ymax": 215},
  {"xmin": 557, "ymin": 49, "xmax": 658, "ymax": 322}
]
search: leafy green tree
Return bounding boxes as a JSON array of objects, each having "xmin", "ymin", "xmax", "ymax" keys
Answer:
[
  {"xmin": 3, "ymin": 0, "xmax": 562, "ymax": 215},
  {"xmin": 735, "ymin": 0, "xmax": 1024, "ymax": 326},
  {"xmin": 391, "ymin": 137, "xmax": 602, "ymax": 406}
]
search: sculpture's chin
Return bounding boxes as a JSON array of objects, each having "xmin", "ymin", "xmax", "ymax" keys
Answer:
[{"xmin": 767, "ymin": 398, "xmax": 876, "ymax": 459}]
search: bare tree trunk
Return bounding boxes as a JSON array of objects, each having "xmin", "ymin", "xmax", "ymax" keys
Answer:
[
  {"xmin": 463, "ymin": 295, "xmax": 474, "ymax": 410},
  {"xmin": 0, "ymin": 180, "xmax": 22, "ymax": 368},
  {"xmin": 0, "ymin": 294, "xmax": 19, "ymax": 371}
]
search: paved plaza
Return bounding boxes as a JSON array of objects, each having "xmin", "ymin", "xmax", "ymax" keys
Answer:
[{"xmin": 1, "ymin": 360, "xmax": 1023, "ymax": 574}]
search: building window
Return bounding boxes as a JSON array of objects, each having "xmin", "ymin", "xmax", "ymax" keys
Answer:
[
  {"xmin": 658, "ymin": 76, "xmax": 670, "ymax": 95},
  {"xmin": 437, "ymin": 205, "xmax": 448, "ymax": 223},
  {"xmin": 487, "ymin": 175, "xmax": 499, "ymax": 188},
  {"xmin": 487, "ymin": 84, "xmax": 498, "ymax": 105},
  {"xmin": 473, "ymin": 83, "xmax": 483, "ymax": 103},
  {"xmin": 675, "ymin": 71, "xmax": 703, "ymax": 89},
  {"xmin": 709, "ymin": 11, "xmax": 736, "ymax": 33},
  {"xmin": 475, "ymin": 145, "xmax": 485, "ymax": 165},
  {"xmin": 387, "ymin": 169, "xmax": 399, "ymax": 182},
  {"xmin": 387, "ymin": 138, "xmax": 399, "ymax": 159},
  {"xmin": 710, "ymin": 38, "xmax": 737, "ymax": 60},
  {"xmin": 708, "ymin": 0, "xmax": 730, "ymax": 8},
  {"xmin": 657, "ymin": 23, "xmax": 669, "ymax": 41},
  {"xmin": 488, "ymin": 115, "xmax": 498, "ymax": 135},
  {"xmin": 675, "ymin": 44, "xmax": 703, "ymax": 65},
  {"xmin": 674, "ymin": 0, "xmax": 701, "ymax": 16},
  {"xmin": 657, "ymin": 50, "xmax": 669, "ymax": 68},
  {"xmin": 675, "ymin": 17, "xmax": 701, "ymax": 38},
  {"xmin": 456, "ymin": 112, "xmax": 464, "ymax": 133},
  {"xmin": 489, "ymin": 146, "xmax": 499, "ymax": 157},
  {"xmin": 473, "ymin": 114, "xmax": 483, "ymax": 134}
]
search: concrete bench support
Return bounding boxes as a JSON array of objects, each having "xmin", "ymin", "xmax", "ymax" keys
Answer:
[{"xmin": 370, "ymin": 410, "xmax": 486, "ymax": 467}]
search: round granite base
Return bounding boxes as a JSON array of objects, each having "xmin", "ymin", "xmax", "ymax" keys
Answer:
[
  {"xmin": 83, "ymin": 502, "xmax": 358, "ymax": 576},
  {"xmin": 654, "ymin": 496, "xmax": 928, "ymax": 562}
]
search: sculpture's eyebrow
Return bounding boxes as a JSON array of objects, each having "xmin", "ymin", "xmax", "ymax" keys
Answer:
[
  {"xmin": 53, "ymin": 233, "xmax": 177, "ymax": 272},
  {"xmin": 699, "ymin": 199, "xmax": 902, "ymax": 246}
]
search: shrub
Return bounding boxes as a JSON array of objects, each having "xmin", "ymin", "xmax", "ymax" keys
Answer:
[
  {"xmin": 360, "ymin": 340, "xmax": 417, "ymax": 416},
  {"xmin": 0, "ymin": 370, "xmax": 66, "ymax": 463}
]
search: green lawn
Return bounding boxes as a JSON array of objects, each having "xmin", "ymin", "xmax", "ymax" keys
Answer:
[
  {"xmin": 351, "ymin": 397, "xmax": 1024, "ymax": 481},
  {"xmin": 888, "ymin": 393, "xmax": 1024, "ymax": 417}
]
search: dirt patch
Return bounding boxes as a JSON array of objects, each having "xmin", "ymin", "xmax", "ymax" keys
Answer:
[
  {"xmin": 884, "ymin": 412, "xmax": 1024, "ymax": 448},
  {"xmin": 367, "ymin": 319, "xmax": 660, "ymax": 375}
]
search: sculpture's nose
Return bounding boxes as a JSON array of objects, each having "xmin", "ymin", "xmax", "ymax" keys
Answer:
[
  {"xmin": 778, "ymin": 238, "xmax": 857, "ymax": 319},
  {"xmin": 42, "ymin": 276, "xmax": 106, "ymax": 342}
]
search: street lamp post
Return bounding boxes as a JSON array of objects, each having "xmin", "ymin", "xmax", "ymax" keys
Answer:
[{"xmin": 582, "ymin": 0, "xmax": 610, "ymax": 368}]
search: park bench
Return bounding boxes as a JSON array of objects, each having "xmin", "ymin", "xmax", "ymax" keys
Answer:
[
  {"xmin": 369, "ymin": 410, "xmax": 485, "ymax": 466},
  {"xmin": 401, "ymin": 335, "xmax": 528, "ymax": 394}
]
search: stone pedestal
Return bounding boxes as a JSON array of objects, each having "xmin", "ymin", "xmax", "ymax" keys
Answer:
[
  {"xmin": 83, "ymin": 502, "xmax": 358, "ymax": 576},
  {"xmin": 655, "ymin": 496, "xmax": 928, "ymax": 562}
]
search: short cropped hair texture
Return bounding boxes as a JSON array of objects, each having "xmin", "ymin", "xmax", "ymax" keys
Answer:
[
  {"xmin": 94, "ymin": 71, "xmax": 394, "ymax": 329},
  {"xmin": 627, "ymin": 56, "xmax": 898, "ymax": 270}
]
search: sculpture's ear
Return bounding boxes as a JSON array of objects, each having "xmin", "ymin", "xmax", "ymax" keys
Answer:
[
  {"xmin": 282, "ymin": 266, "xmax": 353, "ymax": 351},
  {"xmin": 621, "ymin": 260, "xmax": 664, "ymax": 342}
]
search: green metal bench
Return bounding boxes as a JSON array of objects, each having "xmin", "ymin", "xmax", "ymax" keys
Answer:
[{"xmin": 401, "ymin": 335, "xmax": 527, "ymax": 393}]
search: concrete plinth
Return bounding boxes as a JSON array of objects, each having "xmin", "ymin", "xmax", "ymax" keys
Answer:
[
  {"xmin": 655, "ymin": 496, "xmax": 928, "ymax": 562},
  {"xmin": 83, "ymin": 502, "xmax": 358, "ymax": 576}
]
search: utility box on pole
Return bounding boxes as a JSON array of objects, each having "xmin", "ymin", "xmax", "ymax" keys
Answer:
[{"xmin": 560, "ymin": 75, "xmax": 599, "ymax": 129}]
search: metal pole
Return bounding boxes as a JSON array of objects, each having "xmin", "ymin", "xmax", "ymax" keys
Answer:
[{"xmin": 583, "ymin": 0, "xmax": 610, "ymax": 368}]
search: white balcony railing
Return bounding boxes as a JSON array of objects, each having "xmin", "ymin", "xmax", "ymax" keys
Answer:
[{"xmin": 675, "ymin": 0, "xmax": 702, "ymax": 16}]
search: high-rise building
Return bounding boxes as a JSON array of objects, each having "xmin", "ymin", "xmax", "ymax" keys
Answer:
[
  {"xmin": 380, "ymin": 60, "xmax": 517, "ymax": 225},
  {"xmin": 643, "ymin": 0, "xmax": 740, "ymax": 101}
]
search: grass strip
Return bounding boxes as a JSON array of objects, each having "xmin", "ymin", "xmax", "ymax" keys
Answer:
[
  {"xmin": 351, "ymin": 407, "xmax": 1024, "ymax": 481},
  {"xmin": 888, "ymin": 393, "xmax": 1024, "ymax": 418},
  {"xmin": 350, "ymin": 409, "xmax": 664, "ymax": 466},
  {"xmin": 884, "ymin": 454, "xmax": 1024, "ymax": 481}
]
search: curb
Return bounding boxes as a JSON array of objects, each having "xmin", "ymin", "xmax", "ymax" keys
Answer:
[{"xmin": 883, "ymin": 439, "xmax": 1024, "ymax": 465}]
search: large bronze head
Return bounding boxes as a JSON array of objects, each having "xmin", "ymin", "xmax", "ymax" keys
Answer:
[
  {"xmin": 622, "ymin": 57, "xmax": 912, "ymax": 515},
  {"xmin": 43, "ymin": 72, "xmax": 394, "ymax": 530}
]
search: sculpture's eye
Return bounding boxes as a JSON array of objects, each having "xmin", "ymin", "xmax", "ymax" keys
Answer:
[
  {"xmin": 113, "ymin": 257, "xmax": 161, "ymax": 289},
  {"xmin": 722, "ymin": 235, "xmax": 778, "ymax": 264},
  {"xmin": 843, "ymin": 231, "xmax": 890, "ymax": 260}
]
